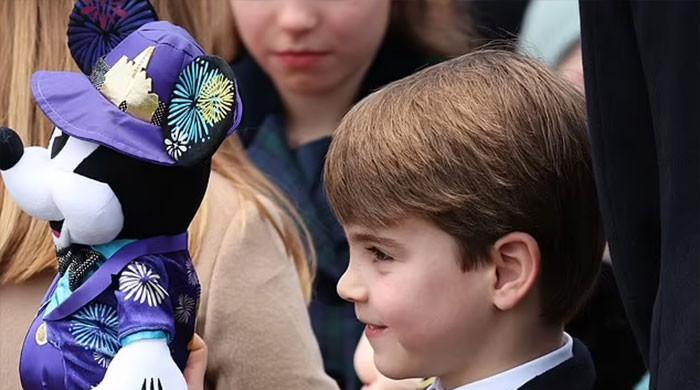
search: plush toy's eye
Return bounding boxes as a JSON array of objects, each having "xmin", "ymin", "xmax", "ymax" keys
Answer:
[{"xmin": 51, "ymin": 133, "xmax": 70, "ymax": 159}]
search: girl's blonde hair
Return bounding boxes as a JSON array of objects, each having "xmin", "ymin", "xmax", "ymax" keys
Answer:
[
  {"xmin": 189, "ymin": 137, "xmax": 314, "ymax": 301},
  {"xmin": 0, "ymin": 0, "xmax": 75, "ymax": 283},
  {"xmin": 0, "ymin": 0, "xmax": 314, "ymax": 302},
  {"xmin": 388, "ymin": 0, "xmax": 475, "ymax": 58}
]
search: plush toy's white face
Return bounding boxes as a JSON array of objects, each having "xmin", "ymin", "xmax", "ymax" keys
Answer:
[{"xmin": 2, "ymin": 127, "xmax": 124, "ymax": 249}]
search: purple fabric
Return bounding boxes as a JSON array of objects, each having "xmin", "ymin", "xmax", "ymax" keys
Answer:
[
  {"xmin": 102, "ymin": 21, "xmax": 205, "ymax": 107},
  {"xmin": 32, "ymin": 71, "xmax": 174, "ymax": 165},
  {"xmin": 114, "ymin": 254, "xmax": 177, "ymax": 340},
  {"xmin": 20, "ymin": 234, "xmax": 199, "ymax": 390},
  {"xmin": 31, "ymin": 21, "xmax": 243, "ymax": 166},
  {"xmin": 20, "ymin": 288, "xmax": 66, "ymax": 390},
  {"xmin": 44, "ymin": 233, "xmax": 187, "ymax": 320}
]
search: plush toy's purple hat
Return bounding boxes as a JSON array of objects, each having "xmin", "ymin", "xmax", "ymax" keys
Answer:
[{"xmin": 31, "ymin": 0, "xmax": 241, "ymax": 166}]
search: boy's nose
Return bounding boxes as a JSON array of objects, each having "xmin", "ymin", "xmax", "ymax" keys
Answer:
[
  {"xmin": 337, "ymin": 265, "xmax": 368, "ymax": 304},
  {"xmin": 0, "ymin": 127, "xmax": 24, "ymax": 170}
]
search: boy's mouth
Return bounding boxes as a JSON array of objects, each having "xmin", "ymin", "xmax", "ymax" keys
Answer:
[
  {"xmin": 364, "ymin": 323, "xmax": 388, "ymax": 339},
  {"xmin": 49, "ymin": 220, "xmax": 64, "ymax": 238}
]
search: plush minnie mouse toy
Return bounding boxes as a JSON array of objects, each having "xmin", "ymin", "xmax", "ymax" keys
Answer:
[{"xmin": 0, "ymin": 1, "xmax": 241, "ymax": 389}]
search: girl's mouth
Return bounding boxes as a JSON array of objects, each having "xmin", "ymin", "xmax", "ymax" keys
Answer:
[{"xmin": 274, "ymin": 51, "xmax": 329, "ymax": 69}]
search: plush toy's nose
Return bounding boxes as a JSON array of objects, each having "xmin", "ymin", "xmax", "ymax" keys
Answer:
[{"xmin": 0, "ymin": 127, "xmax": 24, "ymax": 170}]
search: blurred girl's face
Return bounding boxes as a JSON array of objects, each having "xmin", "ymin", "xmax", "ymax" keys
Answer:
[{"xmin": 231, "ymin": 0, "xmax": 391, "ymax": 96}]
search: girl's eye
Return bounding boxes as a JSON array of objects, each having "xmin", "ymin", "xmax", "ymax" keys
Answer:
[{"xmin": 367, "ymin": 246, "xmax": 393, "ymax": 262}]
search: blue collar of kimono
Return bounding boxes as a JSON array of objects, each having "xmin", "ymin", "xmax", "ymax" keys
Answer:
[
  {"xmin": 93, "ymin": 239, "xmax": 137, "ymax": 258},
  {"xmin": 43, "ymin": 233, "xmax": 188, "ymax": 321},
  {"xmin": 44, "ymin": 239, "xmax": 137, "ymax": 316}
]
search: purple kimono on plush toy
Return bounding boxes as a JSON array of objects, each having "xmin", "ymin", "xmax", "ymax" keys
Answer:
[{"xmin": 0, "ymin": 1, "xmax": 241, "ymax": 389}]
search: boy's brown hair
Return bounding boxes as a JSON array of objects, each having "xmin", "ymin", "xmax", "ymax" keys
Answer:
[{"xmin": 325, "ymin": 50, "xmax": 603, "ymax": 324}]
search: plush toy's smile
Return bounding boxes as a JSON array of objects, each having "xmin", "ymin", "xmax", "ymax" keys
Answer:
[{"xmin": 49, "ymin": 220, "xmax": 64, "ymax": 238}]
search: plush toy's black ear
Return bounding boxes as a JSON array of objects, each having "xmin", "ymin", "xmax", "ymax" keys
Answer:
[
  {"xmin": 68, "ymin": 0, "xmax": 158, "ymax": 75},
  {"xmin": 161, "ymin": 56, "xmax": 239, "ymax": 167}
]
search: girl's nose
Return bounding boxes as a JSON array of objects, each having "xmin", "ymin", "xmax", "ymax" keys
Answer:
[{"xmin": 277, "ymin": 0, "xmax": 319, "ymax": 35}]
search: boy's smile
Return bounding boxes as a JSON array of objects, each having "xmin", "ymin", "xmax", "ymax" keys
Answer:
[
  {"xmin": 363, "ymin": 323, "xmax": 388, "ymax": 340},
  {"xmin": 338, "ymin": 217, "xmax": 495, "ymax": 383}
]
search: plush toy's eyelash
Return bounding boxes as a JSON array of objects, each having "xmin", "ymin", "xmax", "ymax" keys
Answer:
[{"xmin": 50, "ymin": 134, "xmax": 70, "ymax": 159}]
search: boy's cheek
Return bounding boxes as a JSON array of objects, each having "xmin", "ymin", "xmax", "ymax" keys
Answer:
[
  {"xmin": 390, "ymin": 319, "xmax": 439, "ymax": 352},
  {"xmin": 377, "ymin": 296, "xmax": 433, "ymax": 344}
]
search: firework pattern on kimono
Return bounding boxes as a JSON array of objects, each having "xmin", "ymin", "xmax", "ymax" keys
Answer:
[
  {"xmin": 115, "ymin": 254, "xmax": 186, "ymax": 339},
  {"xmin": 69, "ymin": 302, "xmax": 120, "ymax": 357},
  {"xmin": 19, "ymin": 240, "xmax": 200, "ymax": 390}
]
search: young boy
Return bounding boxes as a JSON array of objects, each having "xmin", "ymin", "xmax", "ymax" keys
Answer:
[{"xmin": 324, "ymin": 50, "xmax": 604, "ymax": 390}]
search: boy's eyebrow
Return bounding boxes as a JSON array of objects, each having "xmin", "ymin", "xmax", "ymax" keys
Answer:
[{"xmin": 349, "ymin": 232, "xmax": 402, "ymax": 249}]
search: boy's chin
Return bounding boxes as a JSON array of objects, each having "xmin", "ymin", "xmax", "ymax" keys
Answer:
[{"xmin": 374, "ymin": 350, "xmax": 424, "ymax": 383}]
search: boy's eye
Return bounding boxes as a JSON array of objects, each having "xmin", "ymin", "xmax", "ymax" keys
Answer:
[{"xmin": 367, "ymin": 246, "xmax": 393, "ymax": 262}]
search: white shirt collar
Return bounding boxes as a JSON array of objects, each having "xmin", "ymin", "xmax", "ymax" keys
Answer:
[{"xmin": 428, "ymin": 332, "xmax": 573, "ymax": 390}]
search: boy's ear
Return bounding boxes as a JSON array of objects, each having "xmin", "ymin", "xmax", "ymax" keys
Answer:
[{"xmin": 489, "ymin": 232, "xmax": 541, "ymax": 312}]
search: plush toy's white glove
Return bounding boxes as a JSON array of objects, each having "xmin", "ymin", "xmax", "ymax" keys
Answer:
[{"xmin": 93, "ymin": 338, "xmax": 186, "ymax": 390}]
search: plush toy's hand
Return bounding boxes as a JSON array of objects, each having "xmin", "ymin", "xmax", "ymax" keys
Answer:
[{"xmin": 93, "ymin": 338, "xmax": 186, "ymax": 390}]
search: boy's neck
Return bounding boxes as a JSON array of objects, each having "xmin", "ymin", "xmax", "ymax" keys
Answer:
[
  {"xmin": 278, "ymin": 75, "xmax": 362, "ymax": 148},
  {"xmin": 439, "ymin": 320, "xmax": 566, "ymax": 390}
]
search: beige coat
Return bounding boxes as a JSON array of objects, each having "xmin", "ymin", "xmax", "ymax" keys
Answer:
[
  {"xmin": 0, "ymin": 270, "xmax": 54, "ymax": 390},
  {"xmin": 0, "ymin": 172, "xmax": 338, "ymax": 390}
]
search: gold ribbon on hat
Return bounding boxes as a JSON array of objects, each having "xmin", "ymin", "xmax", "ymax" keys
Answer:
[{"xmin": 97, "ymin": 46, "xmax": 161, "ymax": 123}]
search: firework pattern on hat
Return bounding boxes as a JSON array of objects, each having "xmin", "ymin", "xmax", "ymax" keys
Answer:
[
  {"xmin": 68, "ymin": 0, "xmax": 157, "ymax": 75},
  {"xmin": 164, "ymin": 56, "xmax": 237, "ymax": 165}
]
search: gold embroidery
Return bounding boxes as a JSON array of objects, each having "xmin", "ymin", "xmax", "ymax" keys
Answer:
[
  {"xmin": 99, "ymin": 46, "xmax": 160, "ymax": 122},
  {"xmin": 35, "ymin": 322, "xmax": 48, "ymax": 346}
]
